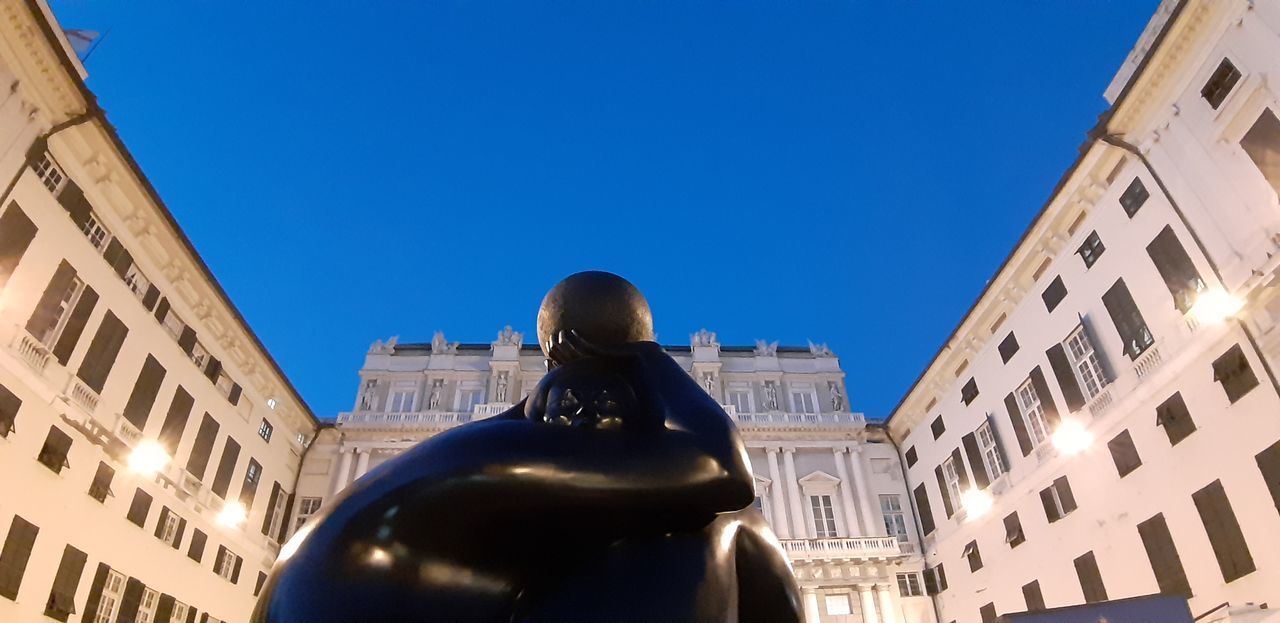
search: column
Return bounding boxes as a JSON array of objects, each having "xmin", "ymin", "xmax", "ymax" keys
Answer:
[
  {"xmin": 857, "ymin": 585, "xmax": 881, "ymax": 623},
  {"xmin": 766, "ymin": 448, "xmax": 792, "ymax": 539},
  {"xmin": 354, "ymin": 449, "xmax": 371, "ymax": 480},
  {"xmin": 332, "ymin": 448, "xmax": 354, "ymax": 495},
  {"xmin": 782, "ymin": 448, "xmax": 811, "ymax": 538},
  {"xmin": 833, "ymin": 447, "xmax": 864, "ymax": 536},
  {"xmin": 875, "ymin": 584, "xmax": 898, "ymax": 623},
  {"xmin": 802, "ymin": 588, "xmax": 822, "ymax": 623},
  {"xmin": 848, "ymin": 447, "xmax": 879, "ymax": 536}
]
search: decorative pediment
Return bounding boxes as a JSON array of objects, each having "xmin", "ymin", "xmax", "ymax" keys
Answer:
[{"xmin": 798, "ymin": 470, "xmax": 841, "ymax": 485}]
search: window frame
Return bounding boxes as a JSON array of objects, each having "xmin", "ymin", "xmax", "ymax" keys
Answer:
[
  {"xmin": 808, "ymin": 494, "xmax": 838, "ymax": 538},
  {"xmin": 1065, "ymin": 326, "xmax": 1107, "ymax": 400},
  {"xmin": 896, "ymin": 572, "xmax": 924, "ymax": 597},
  {"xmin": 1016, "ymin": 379, "xmax": 1050, "ymax": 447},
  {"xmin": 1077, "ymin": 231, "xmax": 1106, "ymax": 268},
  {"xmin": 93, "ymin": 569, "xmax": 126, "ymax": 623},
  {"xmin": 976, "ymin": 421, "xmax": 1007, "ymax": 481},
  {"xmin": 880, "ymin": 494, "xmax": 909, "ymax": 543},
  {"xmin": 1201, "ymin": 57, "xmax": 1242, "ymax": 110}
]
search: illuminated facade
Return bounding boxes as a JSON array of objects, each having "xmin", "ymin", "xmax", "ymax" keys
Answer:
[
  {"xmin": 886, "ymin": 1, "xmax": 1280, "ymax": 622},
  {"xmin": 0, "ymin": 1, "xmax": 319, "ymax": 621},
  {"xmin": 295, "ymin": 330, "xmax": 937, "ymax": 623}
]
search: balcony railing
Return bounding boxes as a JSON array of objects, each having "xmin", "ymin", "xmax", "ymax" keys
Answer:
[
  {"xmin": 337, "ymin": 409, "xmax": 475, "ymax": 428},
  {"xmin": 338, "ymin": 405, "xmax": 867, "ymax": 431},
  {"xmin": 67, "ymin": 377, "xmax": 101, "ymax": 415},
  {"xmin": 9, "ymin": 325, "xmax": 52, "ymax": 373},
  {"xmin": 728, "ymin": 409, "xmax": 865, "ymax": 428},
  {"xmin": 780, "ymin": 536, "xmax": 902, "ymax": 561},
  {"xmin": 1133, "ymin": 343, "xmax": 1164, "ymax": 379}
]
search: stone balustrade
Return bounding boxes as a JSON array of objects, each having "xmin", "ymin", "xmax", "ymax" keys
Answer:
[{"xmin": 780, "ymin": 536, "xmax": 902, "ymax": 561}]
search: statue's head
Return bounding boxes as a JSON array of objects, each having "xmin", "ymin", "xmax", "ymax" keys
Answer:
[
  {"xmin": 537, "ymin": 271, "xmax": 654, "ymax": 357},
  {"xmin": 525, "ymin": 358, "xmax": 658, "ymax": 431}
]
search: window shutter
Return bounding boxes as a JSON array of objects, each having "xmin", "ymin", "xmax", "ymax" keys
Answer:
[
  {"xmin": 173, "ymin": 518, "xmax": 186, "ymax": 550},
  {"xmin": 185, "ymin": 414, "xmax": 220, "ymax": 480},
  {"xmin": 0, "ymin": 516, "xmax": 38, "ymax": 600},
  {"xmin": 81, "ymin": 563, "xmax": 108, "ymax": 623},
  {"xmin": 998, "ymin": 333, "xmax": 1019, "ymax": 363},
  {"xmin": 1028, "ymin": 367, "xmax": 1060, "ymax": 429},
  {"xmin": 116, "ymin": 577, "xmax": 144, "ymax": 623},
  {"xmin": 122, "ymin": 355, "xmax": 166, "ymax": 430},
  {"xmin": 0, "ymin": 383, "xmax": 21, "ymax": 437},
  {"xmin": 1156, "ymin": 392, "xmax": 1196, "ymax": 445},
  {"xmin": 1046, "ymin": 343, "xmax": 1085, "ymax": 412},
  {"xmin": 1042, "ymin": 277, "xmax": 1067, "ymax": 312},
  {"xmin": 187, "ymin": 529, "xmax": 206, "ymax": 563},
  {"xmin": 127, "ymin": 489, "xmax": 152, "ymax": 528},
  {"xmin": 26, "ymin": 261, "xmax": 77, "ymax": 341},
  {"xmin": 935, "ymin": 466, "xmax": 954, "ymax": 518},
  {"xmin": 46, "ymin": 545, "xmax": 87, "ymax": 621},
  {"xmin": 141, "ymin": 285, "xmax": 160, "ymax": 311},
  {"xmin": 1040, "ymin": 487, "xmax": 1061, "ymax": 523},
  {"xmin": 1192, "ymin": 480, "xmax": 1255, "ymax": 582},
  {"xmin": 211, "ymin": 437, "xmax": 241, "ymax": 499},
  {"xmin": 228, "ymin": 383, "xmax": 242, "ymax": 406},
  {"xmin": 277, "ymin": 491, "xmax": 297, "ymax": 543},
  {"xmin": 154, "ymin": 507, "xmax": 170, "ymax": 539},
  {"xmin": 1078, "ymin": 315, "xmax": 1114, "ymax": 382},
  {"xmin": 1107, "ymin": 430, "xmax": 1142, "ymax": 477},
  {"xmin": 1003, "ymin": 512, "xmax": 1025, "ymax": 547},
  {"xmin": 1055, "ymin": 476, "xmax": 1077, "ymax": 514},
  {"xmin": 962, "ymin": 432, "xmax": 990, "ymax": 489},
  {"xmin": 980, "ymin": 603, "xmax": 997, "ymax": 623},
  {"xmin": 153, "ymin": 297, "xmax": 170, "ymax": 323},
  {"xmin": 76, "ymin": 311, "xmax": 128, "ymax": 393},
  {"xmin": 57, "ymin": 180, "xmax": 92, "ymax": 228},
  {"xmin": 0, "ymin": 205, "xmax": 37, "ymax": 290},
  {"xmin": 177, "ymin": 326, "xmax": 197, "ymax": 355},
  {"xmin": 187, "ymin": 608, "xmax": 198, "ymax": 623},
  {"xmin": 51, "ymin": 285, "xmax": 98, "ymax": 366},
  {"xmin": 204, "ymin": 357, "xmax": 221, "ymax": 383},
  {"xmin": 913, "ymin": 484, "xmax": 935, "ymax": 536},
  {"xmin": 158, "ymin": 387, "xmax": 193, "ymax": 455},
  {"xmin": 154, "ymin": 594, "xmax": 175, "ymax": 623},
  {"xmin": 1137, "ymin": 513, "xmax": 1191, "ymax": 598},
  {"xmin": 102, "ymin": 239, "xmax": 132, "ymax": 279},
  {"xmin": 1240, "ymin": 108, "xmax": 1280, "ymax": 197},
  {"xmin": 1256, "ymin": 440, "xmax": 1280, "ymax": 519},
  {"xmin": 1102, "ymin": 279, "xmax": 1153, "ymax": 360},
  {"xmin": 1004, "ymin": 392, "xmax": 1032, "ymax": 457},
  {"xmin": 1022, "ymin": 580, "xmax": 1045, "ymax": 611},
  {"xmin": 1146, "ymin": 226, "xmax": 1203, "ymax": 312},
  {"xmin": 1074, "ymin": 551, "xmax": 1108, "ymax": 603},
  {"xmin": 262, "ymin": 483, "xmax": 282, "ymax": 535},
  {"xmin": 255, "ymin": 572, "xmax": 267, "ymax": 597},
  {"xmin": 241, "ymin": 458, "xmax": 262, "ymax": 509},
  {"xmin": 950, "ymin": 448, "xmax": 969, "ymax": 489},
  {"xmin": 232, "ymin": 556, "xmax": 242, "ymax": 584},
  {"xmin": 923, "ymin": 566, "xmax": 939, "ymax": 594}
]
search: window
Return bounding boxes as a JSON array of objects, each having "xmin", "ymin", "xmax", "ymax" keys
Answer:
[
  {"xmin": 1040, "ymin": 476, "xmax": 1077, "ymax": 522},
  {"xmin": 93, "ymin": 569, "xmax": 126, "ymax": 623},
  {"xmin": 211, "ymin": 437, "xmax": 242, "ymax": 498},
  {"xmin": 33, "ymin": 153, "xmax": 66, "ymax": 193},
  {"xmin": 1137, "ymin": 513, "xmax": 1192, "ymax": 598},
  {"xmin": 45, "ymin": 545, "xmax": 86, "ymax": 622},
  {"xmin": 1156, "ymin": 392, "xmax": 1196, "ymax": 446},
  {"xmin": 1022, "ymin": 580, "xmax": 1045, "ymax": 611},
  {"xmin": 137, "ymin": 587, "xmax": 159, "ymax": 623},
  {"xmin": 0, "ymin": 515, "xmax": 39, "ymax": 600},
  {"xmin": 37, "ymin": 426, "xmax": 72, "ymax": 474},
  {"xmin": 880, "ymin": 495, "xmax": 908, "ymax": 543},
  {"xmin": 89, "ymin": 461, "xmax": 114, "ymax": 503},
  {"xmin": 980, "ymin": 603, "xmax": 998, "ymax": 623},
  {"xmin": 923, "ymin": 563, "xmax": 947, "ymax": 594},
  {"xmin": 896, "ymin": 572, "xmax": 923, "ymax": 597},
  {"xmin": 80, "ymin": 210, "xmax": 112, "ymax": 252},
  {"xmin": 1241, "ymin": 108, "xmax": 1280, "ymax": 196},
  {"xmin": 1213, "ymin": 344, "xmax": 1259, "ymax": 404},
  {"xmin": 156, "ymin": 303, "xmax": 185, "ymax": 341},
  {"xmin": 913, "ymin": 484, "xmax": 935, "ymax": 536},
  {"xmin": 791, "ymin": 391, "xmax": 816, "ymax": 414},
  {"xmin": 977, "ymin": 421, "xmax": 1007, "ymax": 480},
  {"xmin": 186, "ymin": 414, "xmax": 219, "ymax": 479},
  {"xmin": 214, "ymin": 546, "xmax": 240, "ymax": 583},
  {"xmin": 1065, "ymin": 326, "xmax": 1107, "ymax": 400},
  {"xmin": 964, "ymin": 540, "xmax": 983, "ymax": 572},
  {"xmin": 28, "ymin": 263, "xmax": 86, "ymax": 349},
  {"xmin": 127, "ymin": 488, "xmax": 152, "ymax": 528},
  {"xmin": 158, "ymin": 387, "xmax": 193, "ymax": 455},
  {"xmin": 1119, "ymin": 178, "xmax": 1149, "ymax": 217},
  {"xmin": 1042, "ymin": 276, "xmax": 1067, "ymax": 312},
  {"xmin": 262, "ymin": 482, "xmax": 288, "ymax": 540},
  {"xmin": 998, "ymin": 332, "xmax": 1019, "ymax": 363},
  {"xmin": 1103, "ymin": 279, "xmax": 1153, "ymax": 359},
  {"xmin": 187, "ymin": 529, "xmax": 207, "ymax": 563},
  {"xmin": 241, "ymin": 458, "xmax": 263, "ymax": 508},
  {"xmin": 76, "ymin": 311, "xmax": 129, "ymax": 394},
  {"xmin": 809, "ymin": 495, "xmax": 837, "ymax": 538},
  {"xmin": 1004, "ymin": 511, "xmax": 1025, "ymax": 547},
  {"xmin": 156, "ymin": 507, "xmax": 183, "ymax": 547},
  {"xmin": 296, "ymin": 496, "xmax": 324, "ymax": 531},
  {"xmin": 1201, "ymin": 58, "xmax": 1241, "ymax": 109},
  {"xmin": 0, "ymin": 384, "xmax": 20, "ymax": 438},
  {"xmin": 1077, "ymin": 231, "xmax": 1106, "ymax": 268},
  {"xmin": 930, "ymin": 415, "xmax": 945, "ymax": 439},
  {"xmin": 1074, "ymin": 551, "xmax": 1108, "ymax": 603},
  {"xmin": 824, "ymin": 594, "xmax": 852, "ymax": 616},
  {"xmin": 1107, "ymin": 430, "xmax": 1142, "ymax": 478},
  {"xmin": 458, "ymin": 388, "xmax": 483, "ymax": 413},
  {"xmin": 728, "ymin": 390, "xmax": 752, "ymax": 413},
  {"xmin": 905, "ymin": 446, "xmax": 917, "ymax": 467},
  {"xmin": 388, "ymin": 388, "xmax": 415, "ymax": 412},
  {"xmin": 170, "ymin": 601, "xmax": 190, "ymax": 623},
  {"xmin": 1146, "ymin": 225, "xmax": 1206, "ymax": 313},
  {"xmin": 0, "ymin": 205, "xmax": 38, "ymax": 292},
  {"xmin": 961, "ymin": 378, "xmax": 979, "ymax": 405},
  {"xmin": 1257, "ymin": 440, "xmax": 1280, "ymax": 520},
  {"xmin": 255, "ymin": 571, "xmax": 268, "ymax": 597},
  {"xmin": 941, "ymin": 456, "xmax": 963, "ymax": 513},
  {"xmin": 1192, "ymin": 480, "xmax": 1255, "ymax": 583},
  {"xmin": 1016, "ymin": 379, "xmax": 1050, "ymax": 447}
]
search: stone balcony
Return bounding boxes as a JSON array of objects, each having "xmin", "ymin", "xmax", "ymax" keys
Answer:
[
  {"xmin": 723, "ymin": 404, "xmax": 866, "ymax": 429},
  {"xmin": 337, "ymin": 403, "xmax": 866, "ymax": 431},
  {"xmin": 780, "ymin": 536, "xmax": 902, "ymax": 562}
]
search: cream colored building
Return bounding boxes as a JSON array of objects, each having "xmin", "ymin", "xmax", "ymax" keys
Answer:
[
  {"xmin": 294, "ymin": 328, "xmax": 937, "ymax": 623},
  {"xmin": 887, "ymin": 1, "xmax": 1280, "ymax": 622},
  {"xmin": 0, "ymin": 1, "xmax": 319, "ymax": 621}
]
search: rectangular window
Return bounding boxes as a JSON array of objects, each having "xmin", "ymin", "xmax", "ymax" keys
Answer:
[
  {"xmin": 1257, "ymin": 440, "xmax": 1280, "ymax": 519},
  {"xmin": 824, "ymin": 594, "xmax": 851, "ymax": 616},
  {"xmin": 1156, "ymin": 392, "xmax": 1196, "ymax": 446},
  {"xmin": 896, "ymin": 572, "xmax": 923, "ymax": 597},
  {"xmin": 1077, "ymin": 231, "xmax": 1106, "ymax": 268},
  {"xmin": 980, "ymin": 603, "xmax": 998, "ymax": 623},
  {"xmin": 1138, "ymin": 513, "xmax": 1192, "ymax": 598},
  {"xmin": 33, "ymin": 153, "xmax": 66, "ymax": 193},
  {"xmin": 977, "ymin": 421, "xmax": 1007, "ymax": 481},
  {"xmin": 1213, "ymin": 344, "xmax": 1259, "ymax": 404},
  {"xmin": 296, "ymin": 496, "xmax": 324, "ymax": 532},
  {"xmin": 923, "ymin": 563, "xmax": 947, "ymax": 595},
  {"xmin": 127, "ymin": 488, "xmax": 153, "ymax": 528},
  {"xmin": 1075, "ymin": 551, "xmax": 1107, "ymax": 603},
  {"xmin": 1107, "ymin": 430, "xmax": 1142, "ymax": 478},
  {"xmin": 960, "ymin": 378, "xmax": 979, "ymax": 406},
  {"xmin": 186, "ymin": 413, "xmax": 219, "ymax": 479},
  {"xmin": 79, "ymin": 210, "xmax": 112, "ymax": 252},
  {"xmin": 45, "ymin": 545, "xmax": 87, "ymax": 621},
  {"xmin": 998, "ymin": 332, "xmax": 1019, "ymax": 363},
  {"xmin": 158, "ymin": 387, "xmax": 193, "ymax": 455},
  {"xmin": 187, "ymin": 529, "xmax": 207, "ymax": 563},
  {"xmin": 964, "ymin": 540, "xmax": 983, "ymax": 572},
  {"xmin": 1065, "ymin": 326, "xmax": 1107, "ymax": 400},
  {"xmin": 170, "ymin": 601, "xmax": 190, "ymax": 623},
  {"xmin": 1004, "ymin": 511, "xmax": 1025, "ymax": 547},
  {"xmin": 1146, "ymin": 226, "xmax": 1205, "ymax": 313},
  {"xmin": 122, "ymin": 355, "xmax": 166, "ymax": 431},
  {"xmin": 258, "ymin": 419, "xmax": 274, "ymax": 443},
  {"xmin": 0, "ymin": 515, "xmax": 38, "ymax": 600},
  {"xmin": 1039, "ymin": 476, "xmax": 1077, "ymax": 523},
  {"xmin": 880, "ymin": 495, "xmax": 908, "ymax": 543},
  {"xmin": 809, "ymin": 495, "xmax": 837, "ymax": 538},
  {"xmin": 262, "ymin": 482, "xmax": 287, "ymax": 540},
  {"xmin": 930, "ymin": 415, "xmax": 946, "ymax": 439},
  {"xmin": 1201, "ymin": 58, "xmax": 1241, "ymax": 109},
  {"xmin": 137, "ymin": 587, "xmax": 158, "ymax": 623},
  {"xmin": 76, "ymin": 311, "xmax": 129, "ymax": 393},
  {"xmin": 1022, "ymin": 580, "xmax": 1045, "ymax": 611},
  {"xmin": 458, "ymin": 388, "xmax": 482, "ymax": 413},
  {"xmin": 93, "ymin": 569, "xmax": 127, "ymax": 623},
  {"xmin": 1042, "ymin": 276, "xmax": 1067, "ymax": 312},
  {"xmin": 155, "ymin": 507, "xmax": 184, "ymax": 548},
  {"xmin": 0, "ymin": 205, "xmax": 37, "ymax": 292},
  {"xmin": 0, "ymin": 383, "xmax": 18, "ymax": 438},
  {"xmin": 37, "ymin": 426, "xmax": 73, "ymax": 474},
  {"xmin": 388, "ymin": 388, "xmax": 415, "ymax": 412},
  {"xmin": 728, "ymin": 390, "xmax": 752, "ymax": 413},
  {"xmin": 1103, "ymin": 278, "xmax": 1154, "ymax": 359},
  {"xmin": 89, "ymin": 461, "xmax": 114, "ymax": 503},
  {"xmin": 791, "ymin": 391, "xmax": 816, "ymax": 414},
  {"xmin": 211, "ymin": 437, "xmax": 242, "ymax": 499},
  {"xmin": 27, "ymin": 262, "xmax": 90, "ymax": 355},
  {"xmin": 1241, "ymin": 108, "xmax": 1280, "ymax": 197},
  {"xmin": 1192, "ymin": 480, "xmax": 1255, "ymax": 583},
  {"xmin": 1119, "ymin": 178, "xmax": 1149, "ymax": 217},
  {"xmin": 214, "ymin": 546, "xmax": 240, "ymax": 583},
  {"xmin": 1016, "ymin": 379, "xmax": 1050, "ymax": 447},
  {"xmin": 905, "ymin": 446, "xmax": 917, "ymax": 468},
  {"xmin": 241, "ymin": 458, "xmax": 263, "ymax": 508},
  {"xmin": 913, "ymin": 484, "xmax": 935, "ymax": 536},
  {"xmin": 941, "ymin": 456, "xmax": 963, "ymax": 513}
]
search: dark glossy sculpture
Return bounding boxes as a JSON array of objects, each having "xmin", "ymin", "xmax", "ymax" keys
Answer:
[{"xmin": 252, "ymin": 271, "xmax": 802, "ymax": 622}]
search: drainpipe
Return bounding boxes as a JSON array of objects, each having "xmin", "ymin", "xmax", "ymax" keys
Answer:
[
  {"xmin": 884, "ymin": 426, "xmax": 944, "ymax": 623},
  {"xmin": 0, "ymin": 106, "xmax": 100, "ymax": 208},
  {"xmin": 276, "ymin": 422, "xmax": 331, "ymax": 546}
]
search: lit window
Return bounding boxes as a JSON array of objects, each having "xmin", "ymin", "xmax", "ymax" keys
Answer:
[
  {"xmin": 295, "ymin": 496, "xmax": 323, "ymax": 532},
  {"xmin": 809, "ymin": 495, "xmax": 837, "ymax": 538},
  {"xmin": 896, "ymin": 572, "xmax": 924, "ymax": 597},
  {"xmin": 880, "ymin": 494, "xmax": 908, "ymax": 543},
  {"xmin": 258, "ymin": 419, "xmax": 274, "ymax": 443},
  {"xmin": 1016, "ymin": 379, "xmax": 1050, "ymax": 447},
  {"xmin": 1119, "ymin": 178, "xmax": 1149, "ymax": 218},
  {"xmin": 976, "ymin": 421, "xmax": 1007, "ymax": 480},
  {"xmin": 1065, "ymin": 327, "xmax": 1107, "ymax": 400},
  {"xmin": 80, "ymin": 211, "xmax": 112, "ymax": 251}
]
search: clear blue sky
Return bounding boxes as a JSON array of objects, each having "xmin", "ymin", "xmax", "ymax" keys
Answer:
[{"xmin": 49, "ymin": 1, "xmax": 1159, "ymax": 420}]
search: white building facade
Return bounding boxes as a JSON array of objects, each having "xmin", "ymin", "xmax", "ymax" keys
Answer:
[
  {"xmin": 0, "ymin": 1, "xmax": 319, "ymax": 622},
  {"xmin": 296, "ymin": 329, "xmax": 938, "ymax": 623},
  {"xmin": 888, "ymin": 1, "xmax": 1280, "ymax": 622}
]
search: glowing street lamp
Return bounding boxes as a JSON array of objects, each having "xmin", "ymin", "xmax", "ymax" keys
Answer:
[
  {"xmin": 217, "ymin": 501, "xmax": 248, "ymax": 528},
  {"xmin": 1051, "ymin": 418, "xmax": 1093, "ymax": 456},
  {"xmin": 960, "ymin": 488, "xmax": 993, "ymax": 520},
  {"xmin": 1188, "ymin": 289, "xmax": 1244, "ymax": 325},
  {"xmin": 127, "ymin": 440, "xmax": 171, "ymax": 477}
]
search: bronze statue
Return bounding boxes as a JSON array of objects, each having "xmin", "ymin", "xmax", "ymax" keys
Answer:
[{"xmin": 252, "ymin": 271, "xmax": 802, "ymax": 622}]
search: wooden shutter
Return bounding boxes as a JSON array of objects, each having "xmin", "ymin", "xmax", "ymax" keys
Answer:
[
  {"xmin": 1005, "ymin": 392, "xmax": 1032, "ymax": 456},
  {"xmin": 115, "ymin": 577, "xmax": 143, "ymax": 623},
  {"xmin": 241, "ymin": 458, "xmax": 262, "ymax": 509},
  {"xmin": 1156, "ymin": 392, "xmax": 1196, "ymax": 446},
  {"xmin": 255, "ymin": 572, "xmax": 267, "ymax": 597},
  {"xmin": 1240, "ymin": 108, "xmax": 1280, "ymax": 197},
  {"xmin": 0, "ymin": 383, "xmax": 21, "ymax": 437},
  {"xmin": 1004, "ymin": 512, "xmax": 1025, "ymax": 547},
  {"xmin": 0, "ymin": 205, "xmax": 37, "ymax": 290},
  {"xmin": 1041, "ymin": 276, "xmax": 1067, "ymax": 312},
  {"xmin": 950, "ymin": 448, "xmax": 969, "ymax": 489},
  {"xmin": 1054, "ymin": 476, "xmax": 1077, "ymax": 514},
  {"xmin": 1256, "ymin": 440, "xmax": 1280, "ymax": 518},
  {"xmin": 1046, "ymin": 342, "xmax": 1085, "ymax": 412},
  {"xmin": 228, "ymin": 383, "xmax": 242, "ymax": 406},
  {"xmin": 1146, "ymin": 225, "xmax": 1203, "ymax": 312},
  {"xmin": 1137, "ymin": 513, "xmax": 1192, "ymax": 598},
  {"xmin": 231, "ymin": 555, "xmax": 242, "ymax": 584},
  {"xmin": 1029, "ymin": 367, "xmax": 1060, "ymax": 429},
  {"xmin": 154, "ymin": 594, "xmax": 175, "ymax": 623},
  {"xmin": 998, "ymin": 332, "xmax": 1019, "ymax": 363},
  {"xmin": 1192, "ymin": 480, "xmax": 1256, "ymax": 582},
  {"xmin": 158, "ymin": 387, "xmax": 193, "ymax": 455},
  {"xmin": 980, "ymin": 603, "xmax": 997, "ymax": 623},
  {"xmin": 177, "ymin": 326, "xmax": 197, "ymax": 355},
  {"xmin": 935, "ymin": 466, "xmax": 954, "ymax": 518},
  {"xmin": 187, "ymin": 529, "xmax": 207, "ymax": 563},
  {"xmin": 81, "ymin": 563, "xmax": 108, "ymax": 623},
  {"xmin": 52, "ymin": 285, "xmax": 98, "ymax": 366},
  {"xmin": 173, "ymin": 518, "xmax": 186, "ymax": 551},
  {"xmin": 1103, "ymin": 279, "xmax": 1152, "ymax": 360},
  {"xmin": 185, "ymin": 414, "xmax": 219, "ymax": 479},
  {"xmin": 57, "ymin": 180, "xmax": 92, "ymax": 228},
  {"xmin": 211, "ymin": 437, "xmax": 241, "ymax": 498},
  {"xmin": 1213, "ymin": 344, "xmax": 1259, "ymax": 404},
  {"xmin": 46, "ymin": 545, "xmax": 87, "ymax": 621},
  {"xmin": 126, "ymin": 489, "xmax": 152, "ymax": 528},
  {"xmin": 922, "ymin": 566, "xmax": 938, "ymax": 595},
  {"xmin": 962, "ymin": 431, "xmax": 990, "ymax": 489},
  {"xmin": 76, "ymin": 311, "xmax": 128, "ymax": 393},
  {"xmin": 261, "ymin": 483, "xmax": 283, "ymax": 535},
  {"xmin": 141, "ymin": 285, "xmax": 160, "ymax": 310},
  {"xmin": 913, "ymin": 483, "xmax": 935, "ymax": 536},
  {"xmin": 1021, "ymin": 580, "xmax": 1045, "ymax": 611},
  {"xmin": 102, "ymin": 239, "xmax": 132, "ymax": 279},
  {"xmin": 204, "ymin": 357, "xmax": 221, "ymax": 382},
  {"xmin": 26, "ymin": 261, "xmax": 77, "ymax": 340},
  {"xmin": 0, "ymin": 516, "xmax": 38, "ymax": 600},
  {"xmin": 1107, "ymin": 430, "xmax": 1142, "ymax": 477},
  {"xmin": 1074, "ymin": 551, "xmax": 1108, "ymax": 603},
  {"xmin": 153, "ymin": 297, "xmax": 170, "ymax": 323},
  {"xmin": 153, "ymin": 507, "xmax": 171, "ymax": 539},
  {"xmin": 122, "ymin": 355, "xmax": 166, "ymax": 430},
  {"xmin": 1040, "ymin": 487, "xmax": 1061, "ymax": 523}
]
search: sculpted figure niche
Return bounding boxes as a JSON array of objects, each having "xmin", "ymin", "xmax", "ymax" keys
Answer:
[{"xmin": 252, "ymin": 272, "xmax": 802, "ymax": 622}]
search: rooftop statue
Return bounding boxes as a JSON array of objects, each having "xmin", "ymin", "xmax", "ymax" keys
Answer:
[{"xmin": 252, "ymin": 271, "xmax": 802, "ymax": 622}]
